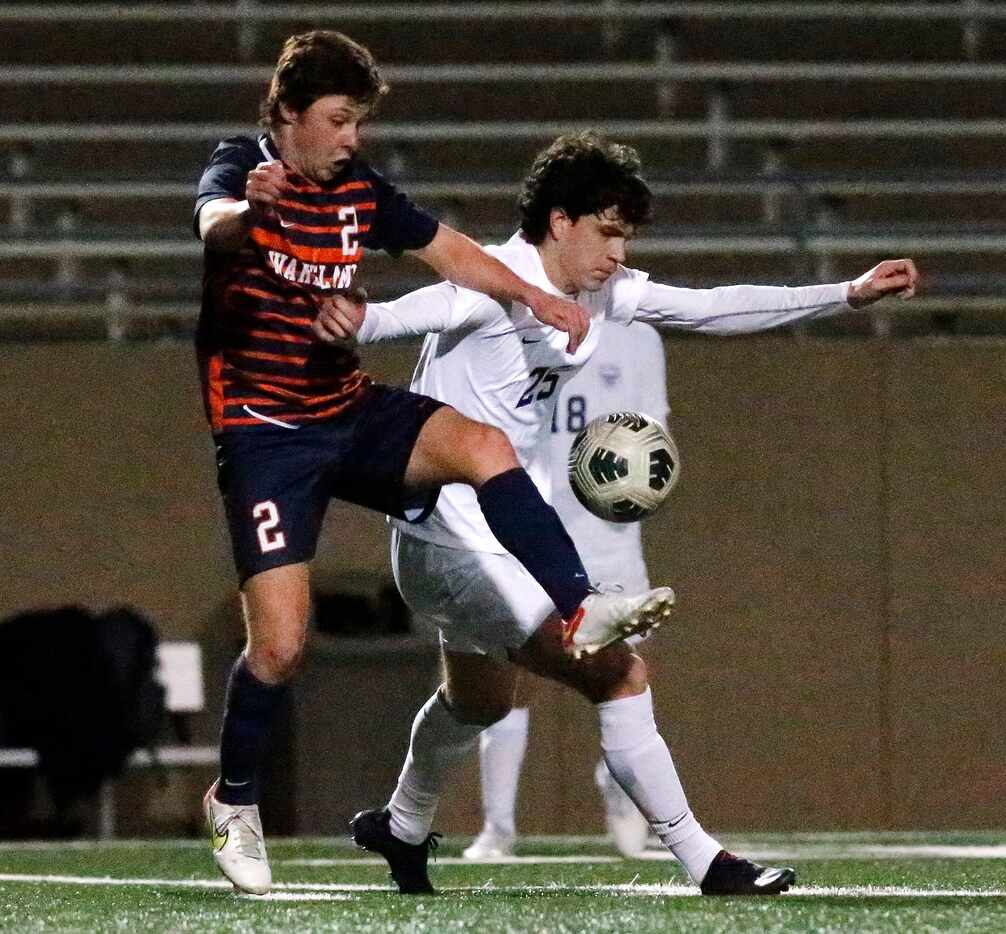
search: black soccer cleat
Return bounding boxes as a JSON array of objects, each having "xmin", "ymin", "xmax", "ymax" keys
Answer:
[
  {"xmin": 699, "ymin": 849, "xmax": 796, "ymax": 896},
  {"xmin": 350, "ymin": 808, "xmax": 441, "ymax": 895}
]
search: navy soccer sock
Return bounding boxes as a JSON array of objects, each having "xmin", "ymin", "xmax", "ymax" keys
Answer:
[
  {"xmin": 476, "ymin": 467, "xmax": 590, "ymax": 620},
  {"xmin": 216, "ymin": 654, "xmax": 289, "ymax": 806}
]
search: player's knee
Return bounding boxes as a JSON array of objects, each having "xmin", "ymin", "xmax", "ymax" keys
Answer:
[
  {"xmin": 468, "ymin": 423, "xmax": 519, "ymax": 476},
  {"xmin": 247, "ymin": 642, "xmax": 304, "ymax": 684},
  {"xmin": 576, "ymin": 647, "xmax": 648, "ymax": 703},
  {"xmin": 620, "ymin": 651, "xmax": 649, "ymax": 694}
]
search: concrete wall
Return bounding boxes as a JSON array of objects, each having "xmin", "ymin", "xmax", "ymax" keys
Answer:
[{"xmin": 1, "ymin": 337, "xmax": 1003, "ymax": 834}]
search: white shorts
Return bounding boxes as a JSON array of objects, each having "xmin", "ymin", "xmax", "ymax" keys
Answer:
[{"xmin": 391, "ymin": 527, "xmax": 553, "ymax": 660}]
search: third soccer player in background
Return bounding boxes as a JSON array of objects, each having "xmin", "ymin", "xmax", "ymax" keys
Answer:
[{"xmin": 464, "ymin": 318, "xmax": 667, "ymax": 860}]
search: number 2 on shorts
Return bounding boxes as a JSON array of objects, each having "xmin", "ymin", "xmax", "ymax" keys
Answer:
[{"xmin": 253, "ymin": 500, "xmax": 286, "ymax": 553}]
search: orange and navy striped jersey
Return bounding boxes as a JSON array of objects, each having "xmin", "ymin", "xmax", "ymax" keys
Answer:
[{"xmin": 194, "ymin": 135, "xmax": 439, "ymax": 432}]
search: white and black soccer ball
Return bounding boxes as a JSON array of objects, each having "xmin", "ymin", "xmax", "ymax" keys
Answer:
[{"xmin": 567, "ymin": 411, "xmax": 680, "ymax": 523}]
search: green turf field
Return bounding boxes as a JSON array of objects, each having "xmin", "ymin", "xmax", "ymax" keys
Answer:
[{"xmin": 2, "ymin": 832, "xmax": 1005, "ymax": 932}]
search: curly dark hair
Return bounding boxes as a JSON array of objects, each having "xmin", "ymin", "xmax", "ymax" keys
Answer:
[
  {"xmin": 260, "ymin": 30, "xmax": 389, "ymax": 129},
  {"xmin": 518, "ymin": 133, "xmax": 653, "ymax": 244}
]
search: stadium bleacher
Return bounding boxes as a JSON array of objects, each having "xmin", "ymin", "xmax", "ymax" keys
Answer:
[{"xmin": 2, "ymin": 1, "xmax": 1004, "ymax": 336}]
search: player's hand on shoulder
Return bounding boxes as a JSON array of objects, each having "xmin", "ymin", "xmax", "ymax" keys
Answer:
[
  {"xmin": 527, "ymin": 290, "xmax": 590, "ymax": 353},
  {"xmin": 847, "ymin": 258, "xmax": 920, "ymax": 308},
  {"xmin": 313, "ymin": 288, "xmax": 368, "ymax": 345},
  {"xmin": 245, "ymin": 160, "xmax": 287, "ymax": 217}
]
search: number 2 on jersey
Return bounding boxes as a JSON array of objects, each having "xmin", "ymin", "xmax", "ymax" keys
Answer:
[
  {"xmin": 338, "ymin": 206, "xmax": 359, "ymax": 255},
  {"xmin": 253, "ymin": 500, "xmax": 286, "ymax": 553}
]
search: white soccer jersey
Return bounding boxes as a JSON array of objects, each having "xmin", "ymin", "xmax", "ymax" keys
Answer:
[
  {"xmin": 357, "ymin": 231, "xmax": 850, "ymax": 553},
  {"xmin": 547, "ymin": 320, "xmax": 668, "ymax": 591}
]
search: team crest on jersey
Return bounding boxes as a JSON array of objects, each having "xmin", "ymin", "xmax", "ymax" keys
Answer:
[{"xmin": 600, "ymin": 364, "xmax": 622, "ymax": 387}]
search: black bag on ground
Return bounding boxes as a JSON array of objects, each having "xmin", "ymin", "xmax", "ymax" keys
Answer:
[{"xmin": 0, "ymin": 605, "xmax": 167, "ymax": 810}]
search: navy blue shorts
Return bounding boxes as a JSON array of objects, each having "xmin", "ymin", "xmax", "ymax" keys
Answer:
[{"xmin": 214, "ymin": 383, "xmax": 446, "ymax": 584}]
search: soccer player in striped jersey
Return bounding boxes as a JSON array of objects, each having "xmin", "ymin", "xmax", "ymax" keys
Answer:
[
  {"xmin": 321, "ymin": 133, "xmax": 919, "ymax": 895},
  {"xmin": 464, "ymin": 320, "xmax": 666, "ymax": 861},
  {"xmin": 194, "ymin": 35, "xmax": 672, "ymax": 895}
]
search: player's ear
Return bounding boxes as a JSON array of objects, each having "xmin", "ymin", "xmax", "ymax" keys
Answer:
[
  {"xmin": 548, "ymin": 208, "xmax": 571, "ymax": 241},
  {"xmin": 277, "ymin": 101, "xmax": 300, "ymax": 125}
]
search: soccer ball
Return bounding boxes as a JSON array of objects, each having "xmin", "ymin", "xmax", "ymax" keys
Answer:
[{"xmin": 567, "ymin": 411, "xmax": 680, "ymax": 523}]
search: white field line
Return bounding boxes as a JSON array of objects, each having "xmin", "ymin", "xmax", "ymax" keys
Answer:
[
  {"xmin": 2, "ymin": 873, "xmax": 1006, "ymax": 899},
  {"xmin": 279, "ymin": 844, "xmax": 1006, "ymax": 866},
  {"xmin": 243, "ymin": 893, "xmax": 353, "ymax": 901},
  {"xmin": 840, "ymin": 845, "xmax": 1006, "ymax": 860}
]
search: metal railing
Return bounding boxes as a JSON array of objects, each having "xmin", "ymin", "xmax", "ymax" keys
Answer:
[
  {"xmin": 6, "ymin": 62, "xmax": 1006, "ymax": 85},
  {"xmin": 3, "ymin": 175, "xmax": 1004, "ymax": 202},
  {"xmin": 2, "ymin": 228, "xmax": 1003, "ymax": 262},
  {"xmin": 4, "ymin": 118, "xmax": 1006, "ymax": 144}
]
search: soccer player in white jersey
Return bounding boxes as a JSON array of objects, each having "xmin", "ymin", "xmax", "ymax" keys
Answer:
[
  {"xmin": 464, "ymin": 319, "xmax": 666, "ymax": 860},
  {"xmin": 315, "ymin": 132, "xmax": 919, "ymax": 895}
]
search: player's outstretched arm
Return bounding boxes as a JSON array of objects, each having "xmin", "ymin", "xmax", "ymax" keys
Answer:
[
  {"xmin": 631, "ymin": 257, "xmax": 921, "ymax": 335},
  {"xmin": 410, "ymin": 225, "xmax": 590, "ymax": 352}
]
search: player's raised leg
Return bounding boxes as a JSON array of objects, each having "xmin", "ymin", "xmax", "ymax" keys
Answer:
[
  {"xmin": 404, "ymin": 407, "xmax": 589, "ymax": 618},
  {"xmin": 205, "ymin": 562, "xmax": 311, "ymax": 894},
  {"xmin": 404, "ymin": 405, "xmax": 674, "ymax": 641}
]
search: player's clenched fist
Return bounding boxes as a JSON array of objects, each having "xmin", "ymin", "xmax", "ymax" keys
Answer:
[
  {"xmin": 312, "ymin": 289, "xmax": 368, "ymax": 344},
  {"xmin": 847, "ymin": 258, "xmax": 920, "ymax": 308},
  {"xmin": 245, "ymin": 161, "xmax": 287, "ymax": 217}
]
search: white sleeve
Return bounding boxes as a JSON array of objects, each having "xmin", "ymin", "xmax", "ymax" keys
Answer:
[
  {"xmin": 633, "ymin": 279, "xmax": 853, "ymax": 334},
  {"xmin": 356, "ymin": 281, "xmax": 493, "ymax": 343}
]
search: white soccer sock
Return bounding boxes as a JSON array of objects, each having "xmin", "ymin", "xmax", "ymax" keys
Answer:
[
  {"xmin": 387, "ymin": 689, "xmax": 485, "ymax": 845},
  {"xmin": 478, "ymin": 706, "xmax": 530, "ymax": 837},
  {"xmin": 597, "ymin": 687, "xmax": 723, "ymax": 883}
]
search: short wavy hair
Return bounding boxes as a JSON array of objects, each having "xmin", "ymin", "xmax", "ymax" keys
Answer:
[
  {"xmin": 260, "ymin": 30, "xmax": 388, "ymax": 129},
  {"xmin": 519, "ymin": 133, "xmax": 653, "ymax": 244}
]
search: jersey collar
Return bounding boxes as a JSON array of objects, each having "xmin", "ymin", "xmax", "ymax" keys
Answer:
[{"xmin": 259, "ymin": 134, "xmax": 280, "ymax": 162}]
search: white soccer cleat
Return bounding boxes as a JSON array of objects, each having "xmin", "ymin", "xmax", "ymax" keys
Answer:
[
  {"xmin": 595, "ymin": 760, "xmax": 649, "ymax": 858},
  {"xmin": 462, "ymin": 825, "xmax": 516, "ymax": 860},
  {"xmin": 562, "ymin": 586, "xmax": 675, "ymax": 659},
  {"xmin": 203, "ymin": 780, "xmax": 272, "ymax": 895}
]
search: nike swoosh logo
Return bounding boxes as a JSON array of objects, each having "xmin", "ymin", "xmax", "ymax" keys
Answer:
[
  {"xmin": 279, "ymin": 218, "xmax": 296, "ymax": 229},
  {"xmin": 521, "ymin": 337, "xmax": 541, "ymax": 344},
  {"xmin": 210, "ymin": 822, "xmax": 229, "ymax": 852},
  {"xmin": 754, "ymin": 869, "xmax": 787, "ymax": 888},
  {"xmin": 243, "ymin": 405, "xmax": 299, "ymax": 430}
]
